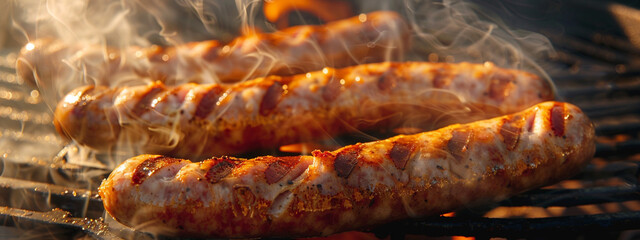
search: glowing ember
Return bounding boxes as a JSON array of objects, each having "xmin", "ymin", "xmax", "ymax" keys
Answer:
[
  {"xmin": 452, "ymin": 236, "xmax": 476, "ymax": 240},
  {"xmin": 5, "ymin": 0, "xmax": 577, "ymax": 238},
  {"xmin": 441, "ymin": 212, "xmax": 456, "ymax": 217},
  {"xmin": 264, "ymin": 0, "xmax": 354, "ymax": 28},
  {"xmin": 279, "ymin": 142, "xmax": 331, "ymax": 153}
]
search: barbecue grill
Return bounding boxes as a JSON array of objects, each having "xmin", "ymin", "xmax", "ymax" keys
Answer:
[{"xmin": 1, "ymin": 0, "xmax": 640, "ymax": 239}]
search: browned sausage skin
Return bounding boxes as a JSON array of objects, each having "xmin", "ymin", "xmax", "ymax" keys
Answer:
[
  {"xmin": 16, "ymin": 10, "xmax": 409, "ymax": 90},
  {"xmin": 54, "ymin": 61, "xmax": 554, "ymax": 158},
  {"xmin": 98, "ymin": 101, "xmax": 595, "ymax": 238}
]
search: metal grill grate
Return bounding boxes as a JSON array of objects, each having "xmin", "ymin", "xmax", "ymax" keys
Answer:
[
  {"xmin": 1, "ymin": 50, "xmax": 639, "ymax": 240},
  {"xmin": 2, "ymin": 2, "xmax": 640, "ymax": 239}
]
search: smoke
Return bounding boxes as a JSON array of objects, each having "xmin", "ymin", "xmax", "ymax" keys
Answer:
[
  {"xmin": 9, "ymin": 0, "xmax": 556, "ymax": 162},
  {"xmin": 12, "ymin": 1, "xmax": 137, "ymax": 47},
  {"xmin": 404, "ymin": 0, "xmax": 554, "ymax": 80},
  {"xmin": 1, "ymin": 1, "xmax": 562, "ymax": 238},
  {"xmin": 13, "ymin": 0, "xmax": 554, "ymax": 94}
]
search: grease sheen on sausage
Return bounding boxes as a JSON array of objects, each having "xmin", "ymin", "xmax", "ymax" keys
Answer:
[
  {"xmin": 98, "ymin": 101, "xmax": 595, "ymax": 238},
  {"xmin": 55, "ymin": 62, "xmax": 553, "ymax": 157},
  {"xmin": 16, "ymin": 10, "xmax": 409, "ymax": 92},
  {"xmin": 54, "ymin": 61, "xmax": 553, "ymax": 158}
]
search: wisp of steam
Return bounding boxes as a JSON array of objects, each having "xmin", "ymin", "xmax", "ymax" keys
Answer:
[{"xmin": 9, "ymin": 0, "xmax": 555, "ymax": 167}]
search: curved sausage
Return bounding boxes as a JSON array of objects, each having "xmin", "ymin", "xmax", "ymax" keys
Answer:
[
  {"xmin": 98, "ymin": 101, "xmax": 595, "ymax": 238},
  {"xmin": 16, "ymin": 10, "xmax": 410, "ymax": 92},
  {"xmin": 54, "ymin": 61, "xmax": 554, "ymax": 158}
]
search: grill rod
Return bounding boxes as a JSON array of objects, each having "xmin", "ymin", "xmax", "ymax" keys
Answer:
[
  {"xmin": 1, "ymin": 173, "xmax": 638, "ymax": 239},
  {"xmin": 0, "ymin": 207, "xmax": 158, "ymax": 240},
  {"xmin": 373, "ymin": 211, "xmax": 640, "ymax": 239}
]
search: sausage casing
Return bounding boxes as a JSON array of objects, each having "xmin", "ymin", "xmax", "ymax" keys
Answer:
[
  {"xmin": 54, "ymin": 61, "xmax": 554, "ymax": 158},
  {"xmin": 98, "ymin": 101, "xmax": 595, "ymax": 238},
  {"xmin": 16, "ymin": 10, "xmax": 409, "ymax": 92}
]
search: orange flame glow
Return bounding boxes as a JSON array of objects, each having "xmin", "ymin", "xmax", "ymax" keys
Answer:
[
  {"xmin": 279, "ymin": 142, "xmax": 332, "ymax": 154},
  {"xmin": 263, "ymin": 0, "xmax": 354, "ymax": 29},
  {"xmin": 441, "ymin": 212, "xmax": 456, "ymax": 217},
  {"xmin": 452, "ymin": 236, "xmax": 476, "ymax": 240}
]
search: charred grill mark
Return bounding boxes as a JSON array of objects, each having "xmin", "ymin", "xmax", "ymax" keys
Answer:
[
  {"xmin": 195, "ymin": 86, "xmax": 223, "ymax": 119},
  {"xmin": 153, "ymin": 87, "xmax": 177, "ymax": 104},
  {"xmin": 488, "ymin": 72, "xmax": 515, "ymax": 101},
  {"xmin": 59, "ymin": 86, "xmax": 121, "ymax": 145},
  {"xmin": 205, "ymin": 159, "xmax": 235, "ymax": 184},
  {"xmin": 265, "ymin": 156, "xmax": 301, "ymax": 184},
  {"xmin": 431, "ymin": 68, "xmax": 450, "ymax": 88},
  {"xmin": 287, "ymin": 160, "xmax": 310, "ymax": 182},
  {"xmin": 322, "ymin": 76, "xmax": 342, "ymax": 102},
  {"xmin": 334, "ymin": 149, "xmax": 359, "ymax": 178},
  {"xmin": 149, "ymin": 86, "xmax": 191, "ymax": 113},
  {"xmin": 500, "ymin": 116, "xmax": 521, "ymax": 150},
  {"xmin": 377, "ymin": 71, "xmax": 396, "ymax": 91},
  {"xmin": 389, "ymin": 142, "xmax": 413, "ymax": 170},
  {"xmin": 448, "ymin": 129, "xmax": 473, "ymax": 162},
  {"xmin": 260, "ymin": 81, "xmax": 285, "ymax": 115},
  {"xmin": 132, "ymin": 85, "xmax": 165, "ymax": 116},
  {"xmin": 488, "ymin": 145, "xmax": 505, "ymax": 164},
  {"xmin": 551, "ymin": 103, "xmax": 566, "ymax": 137},
  {"xmin": 132, "ymin": 156, "xmax": 181, "ymax": 185}
]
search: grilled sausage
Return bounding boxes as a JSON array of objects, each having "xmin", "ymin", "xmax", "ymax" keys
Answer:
[
  {"xmin": 54, "ymin": 61, "xmax": 554, "ymax": 158},
  {"xmin": 98, "ymin": 101, "xmax": 595, "ymax": 238},
  {"xmin": 16, "ymin": 10, "xmax": 409, "ymax": 93}
]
